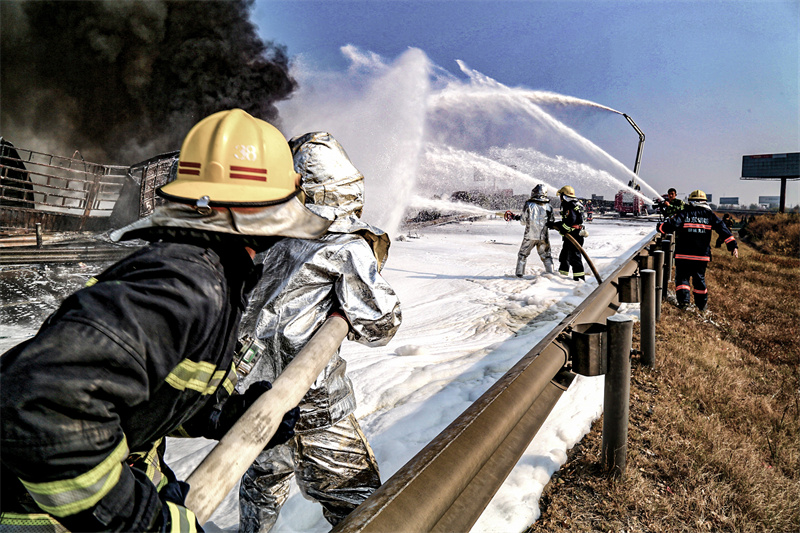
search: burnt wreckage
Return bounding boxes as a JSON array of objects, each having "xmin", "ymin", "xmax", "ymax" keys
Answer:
[{"xmin": 0, "ymin": 140, "xmax": 178, "ymax": 261}]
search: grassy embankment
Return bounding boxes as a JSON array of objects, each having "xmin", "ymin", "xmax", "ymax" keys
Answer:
[{"xmin": 528, "ymin": 213, "xmax": 799, "ymax": 533}]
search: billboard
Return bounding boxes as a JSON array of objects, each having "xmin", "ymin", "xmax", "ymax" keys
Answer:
[
  {"xmin": 741, "ymin": 152, "xmax": 800, "ymax": 179},
  {"xmin": 719, "ymin": 197, "xmax": 739, "ymax": 205},
  {"xmin": 758, "ymin": 196, "xmax": 781, "ymax": 208}
]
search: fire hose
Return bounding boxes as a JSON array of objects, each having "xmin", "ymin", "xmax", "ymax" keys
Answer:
[
  {"xmin": 184, "ymin": 314, "xmax": 350, "ymax": 525},
  {"xmin": 564, "ymin": 232, "xmax": 603, "ymax": 284},
  {"xmin": 506, "ymin": 209, "xmax": 602, "ymax": 284}
]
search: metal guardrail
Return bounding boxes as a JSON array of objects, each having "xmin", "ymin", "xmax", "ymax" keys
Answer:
[{"xmin": 333, "ymin": 231, "xmax": 658, "ymax": 533}]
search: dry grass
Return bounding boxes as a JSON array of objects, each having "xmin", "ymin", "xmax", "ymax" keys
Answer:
[
  {"xmin": 527, "ymin": 237, "xmax": 799, "ymax": 533},
  {"xmin": 739, "ymin": 212, "xmax": 799, "ymax": 257}
]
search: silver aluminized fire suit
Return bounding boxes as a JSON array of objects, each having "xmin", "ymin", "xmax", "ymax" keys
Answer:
[
  {"xmin": 516, "ymin": 195, "xmax": 555, "ymax": 277},
  {"xmin": 238, "ymin": 132, "xmax": 402, "ymax": 533}
]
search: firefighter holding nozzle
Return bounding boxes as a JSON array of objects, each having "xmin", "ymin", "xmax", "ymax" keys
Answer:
[
  {"xmin": 0, "ymin": 110, "xmax": 331, "ymax": 532},
  {"xmin": 551, "ymin": 185, "xmax": 587, "ymax": 281},
  {"xmin": 653, "ymin": 187, "xmax": 684, "ymax": 220},
  {"xmin": 515, "ymin": 184, "xmax": 555, "ymax": 277},
  {"xmin": 658, "ymin": 189, "xmax": 737, "ymax": 311},
  {"xmin": 237, "ymin": 132, "xmax": 402, "ymax": 533}
]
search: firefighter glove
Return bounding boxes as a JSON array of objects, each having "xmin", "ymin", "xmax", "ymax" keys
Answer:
[
  {"xmin": 209, "ymin": 381, "xmax": 272, "ymax": 439},
  {"xmin": 158, "ymin": 480, "xmax": 204, "ymax": 533},
  {"xmin": 267, "ymin": 404, "xmax": 300, "ymax": 448}
]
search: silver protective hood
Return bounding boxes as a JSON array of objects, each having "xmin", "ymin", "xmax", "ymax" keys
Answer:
[
  {"xmin": 289, "ymin": 131, "xmax": 391, "ymax": 269},
  {"xmin": 290, "ymin": 132, "xmax": 364, "ymax": 219},
  {"xmin": 109, "ymin": 196, "xmax": 332, "ymax": 242}
]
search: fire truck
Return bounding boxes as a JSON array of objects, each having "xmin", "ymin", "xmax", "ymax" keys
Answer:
[
  {"xmin": 614, "ymin": 189, "xmax": 648, "ymax": 217},
  {"xmin": 614, "ymin": 114, "xmax": 648, "ymax": 217}
]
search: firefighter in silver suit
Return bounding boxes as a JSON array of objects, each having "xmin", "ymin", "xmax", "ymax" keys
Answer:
[
  {"xmin": 516, "ymin": 184, "xmax": 555, "ymax": 277},
  {"xmin": 237, "ymin": 132, "xmax": 402, "ymax": 533}
]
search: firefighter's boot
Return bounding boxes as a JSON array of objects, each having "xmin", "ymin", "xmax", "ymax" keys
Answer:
[{"xmin": 516, "ymin": 258, "xmax": 526, "ymax": 277}]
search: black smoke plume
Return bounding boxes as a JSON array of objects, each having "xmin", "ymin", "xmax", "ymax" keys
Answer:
[{"xmin": 0, "ymin": 0, "xmax": 296, "ymax": 164}]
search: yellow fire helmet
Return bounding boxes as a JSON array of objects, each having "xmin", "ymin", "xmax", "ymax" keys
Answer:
[
  {"xmin": 688, "ymin": 189, "xmax": 707, "ymax": 201},
  {"xmin": 557, "ymin": 185, "xmax": 576, "ymax": 198},
  {"xmin": 158, "ymin": 109, "xmax": 301, "ymax": 207}
]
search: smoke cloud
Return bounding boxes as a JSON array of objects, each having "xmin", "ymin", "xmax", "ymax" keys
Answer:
[{"xmin": 0, "ymin": 0, "xmax": 296, "ymax": 164}]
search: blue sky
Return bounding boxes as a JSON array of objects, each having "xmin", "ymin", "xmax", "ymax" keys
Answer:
[{"xmin": 253, "ymin": 0, "xmax": 799, "ymax": 206}]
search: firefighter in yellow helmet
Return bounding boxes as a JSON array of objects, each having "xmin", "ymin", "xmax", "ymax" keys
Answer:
[
  {"xmin": 657, "ymin": 189, "xmax": 737, "ymax": 311},
  {"xmin": 0, "ymin": 110, "xmax": 332, "ymax": 533},
  {"xmin": 551, "ymin": 185, "xmax": 587, "ymax": 280}
]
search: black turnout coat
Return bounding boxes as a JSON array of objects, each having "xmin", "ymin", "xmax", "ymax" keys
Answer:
[
  {"xmin": 0, "ymin": 239, "xmax": 258, "ymax": 531},
  {"xmin": 658, "ymin": 203, "xmax": 737, "ymax": 261}
]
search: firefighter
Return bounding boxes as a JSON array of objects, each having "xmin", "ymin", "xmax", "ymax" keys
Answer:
[
  {"xmin": 552, "ymin": 185, "xmax": 586, "ymax": 281},
  {"xmin": 237, "ymin": 132, "xmax": 402, "ymax": 533},
  {"xmin": 0, "ymin": 110, "xmax": 332, "ymax": 533},
  {"xmin": 715, "ymin": 213, "xmax": 735, "ymax": 248},
  {"xmin": 515, "ymin": 184, "xmax": 555, "ymax": 277},
  {"xmin": 658, "ymin": 189, "xmax": 737, "ymax": 311},
  {"xmin": 653, "ymin": 187, "xmax": 684, "ymax": 220}
]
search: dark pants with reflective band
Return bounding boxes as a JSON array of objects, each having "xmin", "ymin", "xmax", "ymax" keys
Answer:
[
  {"xmin": 675, "ymin": 259, "xmax": 708, "ymax": 308},
  {"xmin": 558, "ymin": 233, "xmax": 585, "ymax": 279}
]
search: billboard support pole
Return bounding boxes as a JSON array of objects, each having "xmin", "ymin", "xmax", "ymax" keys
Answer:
[{"xmin": 780, "ymin": 178, "xmax": 787, "ymax": 213}]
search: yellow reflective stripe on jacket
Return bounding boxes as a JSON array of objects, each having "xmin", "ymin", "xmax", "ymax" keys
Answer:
[
  {"xmin": 0, "ymin": 512, "xmax": 69, "ymax": 532},
  {"xmin": 126, "ymin": 438, "xmax": 167, "ymax": 492},
  {"xmin": 165, "ymin": 359, "xmax": 228, "ymax": 395},
  {"xmin": 165, "ymin": 501, "xmax": 198, "ymax": 533},
  {"xmin": 19, "ymin": 438, "xmax": 129, "ymax": 517},
  {"xmin": 222, "ymin": 362, "xmax": 237, "ymax": 395}
]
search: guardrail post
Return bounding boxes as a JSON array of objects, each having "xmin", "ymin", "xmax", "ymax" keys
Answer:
[
  {"xmin": 640, "ymin": 269, "xmax": 656, "ymax": 367},
  {"xmin": 602, "ymin": 314, "xmax": 632, "ymax": 477},
  {"xmin": 660, "ymin": 234, "xmax": 673, "ymax": 301},
  {"xmin": 651, "ymin": 250, "xmax": 664, "ymax": 321}
]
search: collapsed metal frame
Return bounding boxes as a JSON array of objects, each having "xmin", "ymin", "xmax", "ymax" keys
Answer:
[
  {"xmin": 0, "ymin": 145, "xmax": 128, "ymax": 220},
  {"xmin": 333, "ymin": 232, "xmax": 660, "ymax": 533},
  {"xmin": 1, "ymin": 144, "xmax": 179, "ymax": 235}
]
